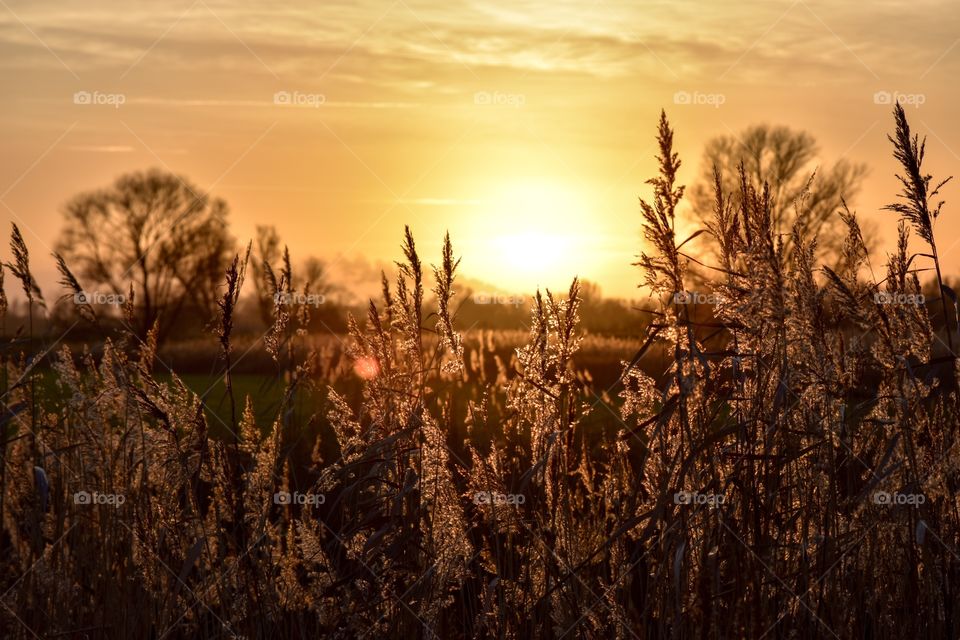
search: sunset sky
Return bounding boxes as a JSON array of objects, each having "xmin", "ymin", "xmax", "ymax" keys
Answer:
[{"xmin": 1, "ymin": 0, "xmax": 959, "ymax": 300}]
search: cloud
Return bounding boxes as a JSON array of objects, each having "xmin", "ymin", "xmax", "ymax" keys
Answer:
[
  {"xmin": 1, "ymin": 0, "xmax": 957, "ymax": 90},
  {"xmin": 66, "ymin": 144, "xmax": 135, "ymax": 153}
]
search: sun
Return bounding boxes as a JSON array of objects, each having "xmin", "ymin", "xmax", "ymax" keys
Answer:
[
  {"xmin": 463, "ymin": 179, "xmax": 594, "ymax": 292},
  {"xmin": 494, "ymin": 231, "xmax": 573, "ymax": 278}
]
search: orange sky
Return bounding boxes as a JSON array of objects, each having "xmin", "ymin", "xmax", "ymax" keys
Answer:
[{"xmin": 1, "ymin": 0, "xmax": 959, "ymax": 300}]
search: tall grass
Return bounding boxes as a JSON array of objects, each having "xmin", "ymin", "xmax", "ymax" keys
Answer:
[{"xmin": 1, "ymin": 104, "xmax": 959, "ymax": 638}]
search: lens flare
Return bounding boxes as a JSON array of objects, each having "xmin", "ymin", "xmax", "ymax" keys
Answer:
[{"xmin": 353, "ymin": 356, "xmax": 380, "ymax": 380}]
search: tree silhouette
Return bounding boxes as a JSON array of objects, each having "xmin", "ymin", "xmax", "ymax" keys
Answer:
[
  {"xmin": 689, "ymin": 124, "xmax": 873, "ymax": 265},
  {"xmin": 56, "ymin": 168, "xmax": 234, "ymax": 342}
]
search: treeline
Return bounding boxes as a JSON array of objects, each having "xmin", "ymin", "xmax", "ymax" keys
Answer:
[{"xmin": 8, "ymin": 165, "xmax": 646, "ymax": 346}]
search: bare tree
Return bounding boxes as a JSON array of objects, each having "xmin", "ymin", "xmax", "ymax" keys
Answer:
[
  {"xmin": 56, "ymin": 168, "xmax": 234, "ymax": 342},
  {"xmin": 250, "ymin": 224, "xmax": 335, "ymax": 329},
  {"xmin": 689, "ymin": 124, "xmax": 873, "ymax": 265}
]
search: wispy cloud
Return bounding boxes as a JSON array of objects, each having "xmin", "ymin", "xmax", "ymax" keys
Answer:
[
  {"xmin": 1, "ymin": 1, "xmax": 957, "ymax": 85},
  {"xmin": 66, "ymin": 144, "xmax": 135, "ymax": 153}
]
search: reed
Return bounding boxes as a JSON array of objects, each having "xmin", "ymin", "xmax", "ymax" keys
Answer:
[{"xmin": 0, "ymin": 106, "xmax": 958, "ymax": 639}]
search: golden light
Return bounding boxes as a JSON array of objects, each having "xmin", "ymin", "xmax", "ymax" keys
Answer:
[
  {"xmin": 463, "ymin": 179, "xmax": 596, "ymax": 291},
  {"xmin": 354, "ymin": 356, "xmax": 380, "ymax": 380},
  {"xmin": 493, "ymin": 231, "xmax": 574, "ymax": 280}
]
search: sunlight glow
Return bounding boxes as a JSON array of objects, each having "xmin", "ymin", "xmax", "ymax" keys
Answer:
[
  {"xmin": 467, "ymin": 179, "xmax": 592, "ymax": 290},
  {"xmin": 495, "ymin": 232, "xmax": 574, "ymax": 279}
]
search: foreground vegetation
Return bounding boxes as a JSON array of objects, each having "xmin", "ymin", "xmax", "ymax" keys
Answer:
[{"xmin": 1, "ymin": 104, "xmax": 959, "ymax": 638}]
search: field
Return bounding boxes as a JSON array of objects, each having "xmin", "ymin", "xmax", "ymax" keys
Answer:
[{"xmin": 1, "ymin": 106, "xmax": 960, "ymax": 638}]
